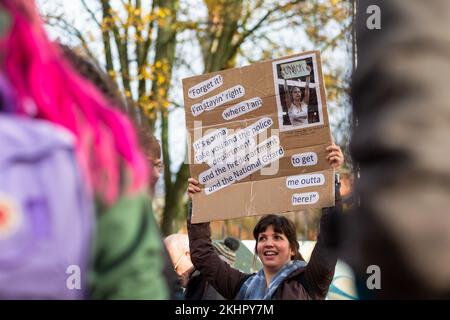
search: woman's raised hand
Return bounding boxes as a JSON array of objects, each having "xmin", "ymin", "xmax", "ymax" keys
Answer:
[
  {"xmin": 326, "ymin": 143, "xmax": 344, "ymax": 170},
  {"xmin": 187, "ymin": 177, "xmax": 201, "ymax": 199}
]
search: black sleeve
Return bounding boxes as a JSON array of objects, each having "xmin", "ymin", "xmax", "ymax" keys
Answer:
[{"xmin": 302, "ymin": 176, "xmax": 341, "ymax": 299}]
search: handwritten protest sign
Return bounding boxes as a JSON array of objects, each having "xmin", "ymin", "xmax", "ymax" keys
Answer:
[
  {"xmin": 182, "ymin": 51, "xmax": 335, "ymax": 223},
  {"xmin": 281, "ymin": 60, "xmax": 309, "ymax": 79}
]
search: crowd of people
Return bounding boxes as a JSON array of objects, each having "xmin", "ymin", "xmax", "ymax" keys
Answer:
[
  {"xmin": 1, "ymin": 0, "xmax": 448, "ymax": 300},
  {"xmin": 0, "ymin": 0, "xmax": 345, "ymax": 300}
]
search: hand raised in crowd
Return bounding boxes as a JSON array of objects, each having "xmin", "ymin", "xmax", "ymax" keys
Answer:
[
  {"xmin": 187, "ymin": 177, "xmax": 201, "ymax": 199},
  {"xmin": 326, "ymin": 143, "xmax": 344, "ymax": 170}
]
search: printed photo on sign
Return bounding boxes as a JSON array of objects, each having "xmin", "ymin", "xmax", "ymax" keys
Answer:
[{"xmin": 272, "ymin": 54, "xmax": 324, "ymax": 132}]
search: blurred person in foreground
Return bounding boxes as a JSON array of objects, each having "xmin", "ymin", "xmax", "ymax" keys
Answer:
[
  {"xmin": 341, "ymin": 0, "xmax": 450, "ymax": 299},
  {"xmin": 61, "ymin": 45, "xmax": 182, "ymax": 299},
  {"xmin": 0, "ymin": 0, "xmax": 169, "ymax": 299}
]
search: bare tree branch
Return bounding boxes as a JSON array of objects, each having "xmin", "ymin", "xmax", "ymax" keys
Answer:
[
  {"xmin": 236, "ymin": 0, "xmax": 304, "ymax": 49},
  {"xmin": 138, "ymin": 0, "xmax": 157, "ymax": 99},
  {"xmin": 100, "ymin": 0, "xmax": 133, "ymax": 102},
  {"xmin": 239, "ymin": 0, "xmax": 265, "ymax": 32},
  {"xmin": 44, "ymin": 14, "xmax": 96, "ymax": 59},
  {"xmin": 80, "ymin": 0, "xmax": 101, "ymax": 28},
  {"xmin": 320, "ymin": 23, "xmax": 352, "ymax": 53}
]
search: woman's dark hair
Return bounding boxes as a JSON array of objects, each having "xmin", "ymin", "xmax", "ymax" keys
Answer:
[
  {"xmin": 290, "ymin": 86, "xmax": 303, "ymax": 102},
  {"xmin": 137, "ymin": 126, "xmax": 161, "ymax": 160},
  {"xmin": 253, "ymin": 214, "xmax": 304, "ymax": 261}
]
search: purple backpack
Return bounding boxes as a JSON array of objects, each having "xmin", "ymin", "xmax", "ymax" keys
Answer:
[{"xmin": 0, "ymin": 115, "xmax": 95, "ymax": 299}]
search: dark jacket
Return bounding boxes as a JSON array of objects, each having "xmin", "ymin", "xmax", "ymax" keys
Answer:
[
  {"xmin": 184, "ymin": 270, "xmax": 225, "ymax": 300},
  {"xmin": 187, "ymin": 180, "xmax": 341, "ymax": 300}
]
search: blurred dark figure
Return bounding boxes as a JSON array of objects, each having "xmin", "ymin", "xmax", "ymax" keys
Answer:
[
  {"xmin": 185, "ymin": 237, "xmax": 240, "ymax": 300},
  {"xmin": 342, "ymin": 0, "xmax": 450, "ymax": 299}
]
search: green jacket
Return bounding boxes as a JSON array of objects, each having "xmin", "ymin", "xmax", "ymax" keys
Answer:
[{"xmin": 89, "ymin": 192, "xmax": 169, "ymax": 299}]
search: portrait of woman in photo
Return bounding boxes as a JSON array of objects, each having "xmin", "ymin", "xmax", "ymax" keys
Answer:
[{"xmin": 284, "ymin": 65, "xmax": 311, "ymax": 127}]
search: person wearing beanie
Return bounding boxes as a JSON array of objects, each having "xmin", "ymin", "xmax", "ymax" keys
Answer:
[{"xmin": 213, "ymin": 237, "xmax": 240, "ymax": 266}]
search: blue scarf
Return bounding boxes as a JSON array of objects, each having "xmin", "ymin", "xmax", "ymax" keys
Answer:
[{"xmin": 237, "ymin": 260, "xmax": 307, "ymax": 300}]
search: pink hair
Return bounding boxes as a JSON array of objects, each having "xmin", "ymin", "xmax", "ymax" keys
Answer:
[{"xmin": 0, "ymin": 0, "xmax": 149, "ymax": 204}]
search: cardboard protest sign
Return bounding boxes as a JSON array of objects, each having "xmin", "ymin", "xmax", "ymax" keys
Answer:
[{"xmin": 182, "ymin": 51, "xmax": 335, "ymax": 223}]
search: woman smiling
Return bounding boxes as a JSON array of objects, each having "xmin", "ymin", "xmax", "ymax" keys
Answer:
[{"xmin": 186, "ymin": 144, "xmax": 344, "ymax": 300}]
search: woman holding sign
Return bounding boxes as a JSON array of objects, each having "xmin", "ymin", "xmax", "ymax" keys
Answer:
[
  {"xmin": 187, "ymin": 143, "xmax": 344, "ymax": 300},
  {"xmin": 284, "ymin": 65, "xmax": 311, "ymax": 126}
]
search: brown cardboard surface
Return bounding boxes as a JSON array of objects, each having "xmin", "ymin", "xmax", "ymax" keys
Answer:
[
  {"xmin": 182, "ymin": 51, "xmax": 335, "ymax": 223},
  {"xmin": 191, "ymin": 169, "xmax": 335, "ymax": 223}
]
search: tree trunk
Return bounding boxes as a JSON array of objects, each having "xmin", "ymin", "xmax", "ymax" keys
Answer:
[{"xmin": 153, "ymin": 0, "xmax": 183, "ymax": 235}]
